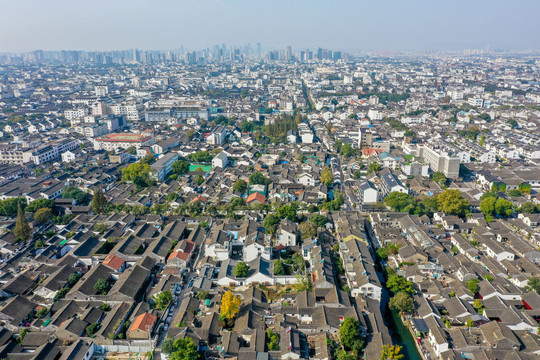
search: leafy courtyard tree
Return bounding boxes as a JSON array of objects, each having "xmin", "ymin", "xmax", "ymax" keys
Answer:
[
  {"xmin": 34, "ymin": 208, "xmax": 53, "ymax": 224},
  {"xmin": 14, "ymin": 204, "xmax": 31, "ymax": 242},
  {"xmin": 368, "ymin": 161, "xmax": 382, "ymax": 173},
  {"xmin": 249, "ymin": 171, "xmax": 270, "ymax": 185},
  {"xmin": 94, "ymin": 278, "xmax": 110, "ymax": 295},
  {"xmin": 220, "ymin": 290, "xmax": 241, "ymax": 325},
  {"xmin": 320, "ymin": 166, "xmax": 333, "ymax": 186},
  {"xmin": 233, "ymin": 179, "xmax": 248, "ymax": 194},
  {"xmin": 339, "ymin": 317, "xmax": 365, "ymax": 355},
  {"xmin": 299, "ymin": 221, "xmax": 317, "ymax": 239},
  {"xmin": 92, "ymin": 188, "xmax": 107, "ymax": 214},
  {"xmin": 432, "ymin": 171, "xmax": 447, "ymax": 185},
  {"xmin": 389, "ymin": 292, "xmax": 414, "ymax": 313},
  {"xmin": 266, "ymin": 328, "xmax": 280, "ymax": 351},
  {"xmin": 171, "ymin": 159, "xmax": 190, "ymax": 175},
  {"xmin": 234, "ymin": 262, "xmax": 249, "ymax": 277},
  {"xmin": 380, "ymin": 345, "xmax": 404, "ymax": 360},
  {"xmin": 273, "ymin": 259, "xmax": 288, "ymax": 275},
  {"xmin": 154, "ymin": 290, "xmax": 173, "ymax": 310},
  {"xmin": 437, "ymin": 189, "xmax": 469, "ymax": 217}
]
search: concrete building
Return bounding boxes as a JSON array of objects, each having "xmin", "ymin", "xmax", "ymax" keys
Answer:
[
  {"xmin": 150, "ymin": 152, "xmax": 179, "ymax": 181},
  {"xmin": 93, "ymin": 132, "xmax": 154, "ymax": 151},
  {"xmin": 417, "ymin": 144, "xmax": 460, "ymax": 178}
]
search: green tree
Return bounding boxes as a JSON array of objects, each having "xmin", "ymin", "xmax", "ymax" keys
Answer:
[
  {"xmin": 507, "ymin": 119, "xmax": 518, "ymax": 128},
  {"xmin": 92, "ymin": 188, "xmax": 107, "ymax": 214},
  {"xmin": 508, "ymin": 189, "xmax": 521, "ymax": 197},
  {"xmin": 298, "ymin": 221, "xmax": 317, "ymax": 239},
  {"xmin": 518, "ymin": 202, "xmax": 538, "ymax": 214},
  {"xmin": 266, "ymin": 329, "xmax": 280, "ymax": 351},
  {"xmin": 195, "ymin": 174, "xmax": 204, "ymax": 186},
  {"xmin": 171, "ymin": 159, "xmax": 190, "ymax": 175},
  {"xmin": 233, "ymin": 179, "xmax": 248, "ymax": 194},
  {"xmin": 162, "ymin": 337, "xmax": 176, "ymax": 355},
  {"xmin": 310, "ymin": 214, "xmax": 328, "ymax": 227},
  {"xmin": 479, "ymin": 196, "xmax": 497, "ymax": 218},
  {"xmin": 68, "ymin": 272, "xmax": 81, "ymax": 286},
  {"xmin": 154, "ymin": 290, "xmax": 173, "ymax": 310},
  {"xmin": 168, "ymin": 337, "xmax": 199, "ymax": 360},
  {"xmin": 380, "ymin": 345, "xmax": 404, "ymax": 360},
  {"xmin": 186, "ymin": 129, "xmax": 196, "ymax": 140},
  {"xmin": 62, "ymin": 186, "xmax": 91, "ymax": 205},
  {"xmin": 273, "ymin": 259, "xmax": 288, "ymax": 276},
  {"xmin": 195, "ymin": 290, "xmax": 209, "ymax": 301},
  {"xmin": 101, "ymin": 303, "xmax": 111, "ymax": 311},
  {"xmin": 263, "ymin": 214, "xmax": 280, "ymax": 233},
  {"xmin": 54, "ymin": 288, "xmax": 70, "ymax": 301},
  {"xmin": 121, "ymin": 162, "xmax": 152, "ymax": 187},
  {"xmin": 277, "ymin": 204, "xmax": 297, "ymax": 221},
  {"xmin": 518, "ymin": 182, "xmax": 532, "ymax": 194},
  {"xmin": 339, "ymin": 317, "xmax": 365, "ymax": 354},
  {"xmin": 14, "ymin": 204, "xmax": 31, "ymax": 242},
  {"xmin": 432, "ymin": 172, "xmax": 447, "ymax": 185},
  {"xmin": 340, "ymin": 143, "xmax": 353, "ymax": 157},
  {"xmin": 320, "ymin": 166, "xmax": 333, "ymax": 186},
  {"xmin": 26, "ymin": 198, "xmax": 55, "ymax": 212},
  {"xmin": 386, "ymin": 274, "xmax": 414, "ymax": 295},
  {"xmin": 234, "ymin": 262, "xmax": 249, "ymax": 277},
  {"xmin": 335, "ymin": 349, "xmax": 355, "ymax": 360},
  {"xmin": 85, "ymin": 323, "xmax": 99, "ymax": 337},
  {"xmin": 292, "ymin": 253, "xmax": 306, "ymax": 272},
  {"xmin": 437, "ymin": 189, "xmax": 469, "ymax": 217},
  {"xmin": 34, "ymin": 208, "xmax": 53, "ymax": 224},
  {"xmin": 94, "ymin": 278, "xmax": 109, "ymax": 295},
  {"xmin": 479, "ymin": 134, "xmax": 486, "ymax": 146},
  {"xmin": 249, "ymin": 171, "xmax": 270, "ymax": 185},
  {"xmin": 467, "ymin": 278, "xmax": 480, "ymax": 295},
  {"xmin": 495, "ymin": 198, "xmax": 513, "ymax": 217},
  {"xmin": 526, "ymin": 277, "xmax": 540, "ymax": 294},
  {"xmin": 389, "ymin": 292, "xmax": 414, "ymax": 313},
  {"xmin": 384, "ymin": 192, "xmax": 415, "ymax": 212},
  {"xmin": 295, "ymin": 274, "xmax": 313, "ymax": 292},
  {"xmin": 465, "ymin": 318, "xmax": 475, "ymax": 328},
  {"xmin": 126, "ymin": 146, "xmax": 136, "ymax": 155},
  {"xmin": 0, "ymin": 197, "xmax": 27, "ymax": 216},
  {"xmin": 368, "ymin": 161, "xmax": 382, "ymax": 173}
]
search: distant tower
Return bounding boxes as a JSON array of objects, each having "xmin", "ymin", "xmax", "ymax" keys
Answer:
[{"xmin": 286, "ymin": 46, "xmax": 292, "ymax": 61}]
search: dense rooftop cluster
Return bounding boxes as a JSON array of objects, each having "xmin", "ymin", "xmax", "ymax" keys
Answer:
[{"xmin": 0, "ymin": 53, "xmax": 539, "ymax": 360}]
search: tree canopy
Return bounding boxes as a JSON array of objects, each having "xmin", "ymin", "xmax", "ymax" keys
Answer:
[
  {"xmin": 437, "ymin": 189, "xmax": 469, "ymax": 217},
  {"xmin": 220, "ymin": 290, "xmax": 241, "ymax": 323},
  {"xmin": 339, "ymin": 317, "xmax": 365, "ymax": 355},
  {"xmin": 234, "ymin": 262, "xmax": 249, "ymax": 277},
  {"xmin": 14, "ymin": 204, "xmax": 31, "ymax": 242},
  {"xmin": 249, "ymin": 171, "xmax": 271, "ymax": 186}
]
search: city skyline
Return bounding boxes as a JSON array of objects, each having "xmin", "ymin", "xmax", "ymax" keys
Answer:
[{"xmin": 2, "ymin": 0, "xmax": 540, "ymax": 52}]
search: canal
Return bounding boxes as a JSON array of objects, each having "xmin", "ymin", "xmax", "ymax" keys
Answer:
[{"xmin": 386, "ymin": 307, "xmax": 423, "ymax": 360}]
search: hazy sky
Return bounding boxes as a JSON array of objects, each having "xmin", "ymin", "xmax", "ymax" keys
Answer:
[{"xmin": 2, "ymin": 0, "xmax": 539, "ymax": 52}]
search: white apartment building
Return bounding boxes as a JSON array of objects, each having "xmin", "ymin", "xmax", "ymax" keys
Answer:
[
  {"xmin": 417, "ymin": 144, "xmax": 460, "ymax": 178},
  {"xmin": 23, "ymin": 139, "xmax": 80, "ymax": 165},
  {"xmin": 109, "ymin": 104, "xmax": 141, "ymax": 121},
  {"xmin": 65, "ymin": 108, "xmax": 88, "ymax": 120}
]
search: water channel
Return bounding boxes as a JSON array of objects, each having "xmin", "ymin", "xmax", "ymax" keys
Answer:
[{"xmin": 386, "ymin": 307, "xmax": 423, "ymax": 360}]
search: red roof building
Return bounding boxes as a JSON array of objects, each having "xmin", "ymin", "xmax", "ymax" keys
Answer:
[
  {"xmin": 103, "ymin": 254, "xmax": 126, "ymax": 272},
  {"xmin": 246, "ymin": 192, "xmax": 266, "ymax": 204},
  {"xmin": 127, "ymin": 312, "xmax": 157, "ymax": 340}
]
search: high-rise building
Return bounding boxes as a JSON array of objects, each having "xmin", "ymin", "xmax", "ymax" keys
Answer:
[{"xmin": 417, "ymin": 144, "xmax": 460, "ymax": 178}]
